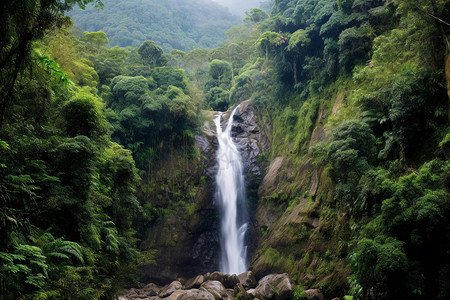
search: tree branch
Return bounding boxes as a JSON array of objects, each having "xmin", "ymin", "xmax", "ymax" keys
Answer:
[{"xmin": 414, "ymin": 5, "xmax": 450, "ymax": 26}]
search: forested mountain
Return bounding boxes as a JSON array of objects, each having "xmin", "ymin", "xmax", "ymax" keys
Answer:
[
  {"xmin": 68, "ymin": 0, "xmax": 240, "ymax": 51},
  {"xmin": 1, "ymin": 0, "xmax": 449, "ymax": 299}
]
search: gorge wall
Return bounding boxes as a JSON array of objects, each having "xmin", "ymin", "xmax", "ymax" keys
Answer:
[
  {"xmin": 140, "ymin": 96, "xmax": 351, "ymax": 298},
  {"xmin": 139, "ymin": 100, "xmax": 268, "ymax": 284}
]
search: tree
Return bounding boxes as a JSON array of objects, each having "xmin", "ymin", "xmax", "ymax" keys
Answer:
[
  {"xmin": 208, "ymin": 59, "xmax": 232, "ymax": 82},
  {"xmin": 138, "ymin": 40, "xmax": 166, "ymax": 66},
  {"xmin": 83, "ymin": 31, "xmax": 109, "ymax": 51},
  {"xmin": 62, "ymin": 88, "xmax": 107, "ymax": 139},
  {"xmin": 244, "ymin": 8, "xmax": 269, "ymax": 23},
  {"xmin": 206, "ymin": 87, "xmax": 230, "ymax": 111},
  {"xmin": 256, "ymin": 31, "xmax": 283, "ymax": 64},
  {"xmin": 287, "ymin": 29, "xmax": 311, "ymax": 84}
]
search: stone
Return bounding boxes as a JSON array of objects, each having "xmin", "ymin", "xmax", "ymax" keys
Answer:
[
  {"xmin": 237, "ymin": 271, "xmax": 257, "ymax": 288},
  {"xmin": 309, "ymin": 126, "xmax": 326, "ymax": 146},
  {"xmin": 179, "ymin": 288, "xmax": 215, "ymax": 300},
  {"xmin": 229, "ymin": 99, "xmax": 265, "ymax": 184},
  {"xmin": 246, "ymin": 289, "xmax": 256, "ymax": 297},
  {"xmin": 164, "ymin": 290, "xmax": 187, "ymax": 300},
  {"xmin": 143, "ymin": 283, "xmax": 160, "ymax": 296},
  {"xmin": 184, "ymin": 275, "xmax": 205, "ymax": 289},
  {"xmin": 126, "ymin": 288, "xmax": 139, "ymax": 298},
  {"xmin": 201, "ymin": 280, "xmax": 229, "ymax": 299},
  {"xmin": 159, "ymin": 281, "xmax": 183, "ymax": 298},
  {"xmin": 233, "ymin": 283, "xmax": 252, "ymax": 300},
  {"xmin": 204, "ymin": 272, "xmax": 240, "ymax": 289},
  {"xmin": 192, "ymin": 232, "xmax": 220, "ymax": 266},
  {"xmin": 258, "ymin": 157, "xmax": 283, "ymax": 197},
  {"xmin": 304, "ymin": 289, "xmax": 325, "ymax": 300},
  {"xmin": 254, "ymin": 273, "xmax": 295, "ymax": 300}
]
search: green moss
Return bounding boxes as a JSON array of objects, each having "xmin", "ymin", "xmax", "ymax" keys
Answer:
[{"xmin": 264, "ymin": 247, "xmax": 283, "ymax": 267}]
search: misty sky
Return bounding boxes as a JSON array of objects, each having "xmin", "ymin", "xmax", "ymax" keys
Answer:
[{"xmin": 211, "ymin": 0, "xmax": 263, "ymax": 16}]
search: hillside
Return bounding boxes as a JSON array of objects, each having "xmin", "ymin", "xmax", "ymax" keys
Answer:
[{"xmin": 68, "ymin": 0, "xmax": 241, "ymax": 51}]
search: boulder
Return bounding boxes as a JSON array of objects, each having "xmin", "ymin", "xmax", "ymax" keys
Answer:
[
  {"xmin": 143, "ymin": 283, "xmax": 161, "ymax": 296},
  {"xmin": 233, "ymin": 283, "xmax": 252, "ymax": 300},
  {"xmin": 304, "ymin": 289, "xmax": 325, "ymax": 300},
  {"xmin": 254, "ymin": 273, "xmax": 295, "ymax": 300},
  {"xmin": 159, "ymin": 281, "xmax": 183, "ymax": 298},
  {"xmin": 201, "ymin": 280, "xmax": 228, "ymax": 299},
  {"xmin": 246, "ymin": 289, "xmax": 256, "ymax": 297},
  {"xmin": 125, "ymin": 288, "xmax": 140, "ymax": 299},
  {"xmin": 164, "ymin": 290, "xmax": 187, "ymax": 300},
  {"xmin": 179, "ymin": 288, "xmax": 215, "ymax": 300},
  {"xmin": 205, "ymin": 272, "xmax": 240, "ymax": 289},
  {"xmin": 237, "ymin": 271, "xmax": 257, "ymax": 288},
  {"xmin": 184, "ymin": 275, "xmax": 205, "ymax": 289}
]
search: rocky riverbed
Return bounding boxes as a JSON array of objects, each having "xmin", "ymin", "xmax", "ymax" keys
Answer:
[{"xmin": 119, "ymin": 271, "xmax": 328, "ymax": 300}]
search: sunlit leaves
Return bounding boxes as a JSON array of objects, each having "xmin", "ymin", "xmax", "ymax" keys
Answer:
[
  {"xmin": 33, "ymin": 51, "xmax": 73, "ymax": 86},
  {"xmin": 83, "ymin": 31, "xmax": 109, "ymax": 50},
  {"xmin": 62, "ymin": 89, "xmax": 106, "ymax": 138}
]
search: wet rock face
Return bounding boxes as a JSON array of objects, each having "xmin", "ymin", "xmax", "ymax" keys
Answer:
[
  {"xmin": 198, "ymin": 99, "xmax": 268, "ymax": 186},
  {"xmin": 232, "ymin": 100, "xmax": 264, "ymax": 183}
]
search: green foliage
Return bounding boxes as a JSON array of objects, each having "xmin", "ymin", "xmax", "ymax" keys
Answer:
[
  {"xmin": 0, "ymin": 14, "xmax": 144, "ymax": 298},
  {"xmin": 326, "ymin": 120, "xmax": 376, "ymax": 182},
  {"xmin": 138, "ymin": 40, "xmax": 166, "ymax": 67},
  {"xmin": 32, "ymin": 50, "xmax": 73, "ymax": 86},
  {"xmin": 208, "ymin": 59, "xmax": 232, "ymax": 82},
  {"xmin": 244, "ymin": 8, "xmax": 269, "ymax": 23},
  {"xmin": 0, "ymin": 244, "xmax": 48, "ymax": 298},
  {"xmin": 216, "ymin": 1, "xmax": 450, "ymax": 298},
  {"xmin": 2, "ymin": 0, "xmax": 449, "ymax": 298},
  {"xmin": 62, "ymin": 88, "xmax": 107, "ymax": 139},
  {"xmin": 83, "ymin": 31, "xmax": 109, "ymax": 50},
  {"xmin": 349, "ymin": 159, "xmax": 450, "ymax": 299},
  {"xmin": 0, "ymin": 0, "xmax": 103, "ymax": 124},
  {"xmin": 206, "ymin": 87, "xmax": 231, "ymax": 111},
  {"xmin": 350, "ymin": 236, "xmax": 408, "ymax": 298},
  {"xmin": 293, "ymin": 284, "xmax": 308, "ymax": 300},
  {"xmin": 152, "ymin": 67, "xmax": 188, "ymax": 90}
]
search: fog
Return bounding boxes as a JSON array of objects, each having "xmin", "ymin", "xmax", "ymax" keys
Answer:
[{"xmin": 211, "ymin": 0, "xmax": 265, "ymax": 16}]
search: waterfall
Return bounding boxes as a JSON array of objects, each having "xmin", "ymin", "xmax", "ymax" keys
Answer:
[{"xmin": 214, "ymin": 105, "xmax": 248, "ymax": 275}]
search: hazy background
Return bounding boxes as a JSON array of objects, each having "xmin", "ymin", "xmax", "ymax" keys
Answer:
[{"xmin": 211, "ymin": 0, "xmax": 265, "ymax": 16}]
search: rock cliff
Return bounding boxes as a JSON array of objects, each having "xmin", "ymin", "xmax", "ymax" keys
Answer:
[{"xmin": 139, "ymin": 100, "xmax": 268, "ymax": 284}]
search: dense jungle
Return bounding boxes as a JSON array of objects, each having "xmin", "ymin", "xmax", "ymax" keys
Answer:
[{"xmin": 1, "ymin": 0, "xmax": 449, "ymax": 299}]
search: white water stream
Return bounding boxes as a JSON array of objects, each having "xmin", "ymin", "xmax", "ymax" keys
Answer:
[{"xmin": 214, "ymin": 105, "xmax": 248, "ymax": 275}]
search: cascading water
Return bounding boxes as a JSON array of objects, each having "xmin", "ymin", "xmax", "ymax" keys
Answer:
[{"xmin": 214, "ymin": 105, "xmax": 248, "ymax": 275}]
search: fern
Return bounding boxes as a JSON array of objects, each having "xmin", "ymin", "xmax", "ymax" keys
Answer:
[
  {"xmin": 40, "ymin": 233, "xmax": 85, "ymax": 264},
  {"xmin": 46, "ymin": 252, "xmax": 70, "ymax": 260},
  {"xmin": 104, "ymin": 227, "xmax": 119, "ymax": 255}
]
